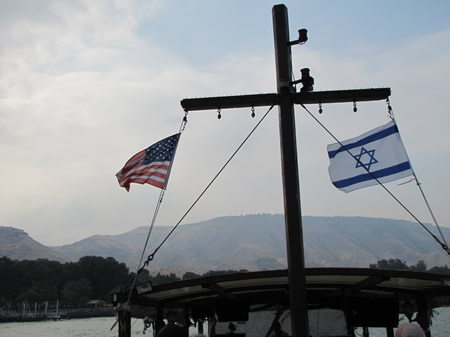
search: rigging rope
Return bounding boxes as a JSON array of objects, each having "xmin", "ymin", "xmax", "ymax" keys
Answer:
[
  {"xmin": 300, "ymin": 103, "xmax": 449, "ymax": 255},
  {"xmin": 118, "ymin": 111, "xmax": 191, "ymax": 319},
  {"xmin": 125, "ymin": 189, "xmax": 165, "ymax": 302},
  {"xmin": 414, "ymin": 173, "xmax": 449, "ymax": 248},
  {"xmin": 137, "ymin": 103, "xmax": 276, "ymax": 274},
  {"xmin": 387, "ymin": 100, "xmax": 448, "ymax": 249},
  {"xmin": 113, "ymin": 185, "xmax": 165, "ymax": 330}
]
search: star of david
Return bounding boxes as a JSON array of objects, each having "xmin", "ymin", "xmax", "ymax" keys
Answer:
[{"xmin": 354, "ymin": 147, "xmax": 378, "ymax": 171}]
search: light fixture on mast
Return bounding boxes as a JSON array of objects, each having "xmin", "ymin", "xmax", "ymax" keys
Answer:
[{"xmin": 288, "ymin": 28, "xmax": 308, "ymax": 45}]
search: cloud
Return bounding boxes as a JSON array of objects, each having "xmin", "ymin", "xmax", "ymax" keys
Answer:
[{"xmin": 1, "ymin": 1, "xmax": 449, "ymax": 246}]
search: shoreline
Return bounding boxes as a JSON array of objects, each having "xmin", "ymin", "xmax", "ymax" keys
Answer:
[{"xmin": 0, "ymin": 307, "xmax": 113, "ymax": 323}]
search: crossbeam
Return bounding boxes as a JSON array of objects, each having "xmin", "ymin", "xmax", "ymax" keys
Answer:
[
  {"xmin": 180, "ymin": 88, "xmax": 390, "ymax": 112},
  {"xmin": 180, "ymin": 93, "xmax": 278, "ymax": 111},
  {"xmin": 294, "ymin": 87, "xmax": 391, "ymax": 104}
]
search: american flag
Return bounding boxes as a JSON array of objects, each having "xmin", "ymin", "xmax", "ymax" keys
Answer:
[{"xmin": 116, "ymin": 133, "xmax": 181, "ymax": 191}]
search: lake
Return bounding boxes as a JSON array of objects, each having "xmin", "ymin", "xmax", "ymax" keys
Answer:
[{"xmin": 0, "ymin": 308, "xmax": 448, "ymax": 337}]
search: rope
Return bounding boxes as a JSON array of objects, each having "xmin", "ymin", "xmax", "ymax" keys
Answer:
[
  {"xmin": 117, "ymin": 188, "xmax": 165, "ymax": 321},
  {"xmin": 139, "ymin": 103, "xmax": 276, "ymax": 271},
  {"xmin": 117, "ymin": 112, "xmax": 190, "ymax": 326},
  {"xmin": 414, "ymin": 172, "xmax": 449, "ymax": 248},
  {"xmin": 300, "ymin": 103, "xmax": 449, "ymax": 254},
  {"xmin": 387, "ymin": 99, "xmax": 449, "ymax": 250},
  {"xmin": 126, "ymin": 112, "xmax": 191, "ymax": 286}
]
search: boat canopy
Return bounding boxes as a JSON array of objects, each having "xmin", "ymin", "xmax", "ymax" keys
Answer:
[{"xmin": 114, "ymin": 267, "xmax": 450, "ymax": 336}]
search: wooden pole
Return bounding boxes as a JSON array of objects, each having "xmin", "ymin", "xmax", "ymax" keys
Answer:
[
  {"xmin": 118, "ymin": 309, "xmax": 131, "ymax": 337},
  {"xmin": 272, "ymin": 5, "xmax": 309, "ymax": 337}
]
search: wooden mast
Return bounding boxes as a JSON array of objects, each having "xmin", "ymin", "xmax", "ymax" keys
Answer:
[{"xmin": 181, "ymin": 4, "xmax": 391, "ymax": 337}]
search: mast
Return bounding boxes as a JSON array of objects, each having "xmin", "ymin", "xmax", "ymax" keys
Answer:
[
  {"xmin": 181, "ymin": 4, "xmax": 390, "ymax": 337},
  {"xmin": 272, "ymin": 5, "xmax": 309, "ymax": 337}
]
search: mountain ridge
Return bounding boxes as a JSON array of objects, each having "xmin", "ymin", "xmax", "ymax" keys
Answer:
[
  {"xmin": 0, "ymin": 226, "xmax": 70, "ymax": 263},
  {"xmin": 1, "ymin": 214, "xmax": 448, "ymax": 274}
]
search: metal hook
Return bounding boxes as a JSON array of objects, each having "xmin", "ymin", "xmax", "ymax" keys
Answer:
[
  {"xmin": 318, "ymin": 102, "xmax": 323, "ymax": 114},
  {"xmin": 251, "ymin": 106, "xmax": 255, "ymax": 118},
  {"xmin": 181, "ymin": 109, "xmax": 189, "ymax": 132},
  {"xmin": 386, "ymin": 98, "xmax": 393, "ymax": 119},
  {"xmin": 217, "ymin": 108, "xmax": 222, "ymax": 120},
  {"xmin": 353, "ymin": 101, "xmax": 357, "ymax": 113}
]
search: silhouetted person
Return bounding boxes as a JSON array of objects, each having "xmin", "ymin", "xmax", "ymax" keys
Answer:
[
  {"xmin": 157, "ymin": 312, "xmax": 187, "ymax": 337},
  {"xmin": 227, "ymin": 322, "xmax": 236, "ymax": 334}
]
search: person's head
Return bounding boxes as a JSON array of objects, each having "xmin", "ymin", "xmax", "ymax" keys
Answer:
[
  {"xmin": 166, "ymin": 310, "xmax": 179, "ymax": 324},
  {"xmin": 227, "ymin": 322, "xmax": 236, "ymax": 333},
  {"xmin": 395, "ymin": 323, "xmax": 425, "ymax": 337}
]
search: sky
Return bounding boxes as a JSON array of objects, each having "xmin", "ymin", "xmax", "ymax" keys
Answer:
[{"xmin": 1, "ymin": 0, "xmax": 450, "ymax": 246}]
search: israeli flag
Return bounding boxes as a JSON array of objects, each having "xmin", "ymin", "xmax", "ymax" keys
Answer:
[{"xmin": 327, "ymin": 120, "xmax": 413, "ymax": 193}]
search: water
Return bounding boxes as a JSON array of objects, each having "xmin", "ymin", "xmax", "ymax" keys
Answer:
[
  {"xmin": 0, "ymin": 308, "xmax": 448, "ymax": 337},
  {"xmin": 0, "ymin": 317, "xmax": 124, "ymax": 337}
]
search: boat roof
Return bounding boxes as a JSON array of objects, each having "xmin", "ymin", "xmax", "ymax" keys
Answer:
[{"xmin": 123, "ymin": 267, "xmax": 450, "ymax": 325}]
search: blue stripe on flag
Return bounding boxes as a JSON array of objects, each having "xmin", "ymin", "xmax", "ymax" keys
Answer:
[
  {"xmin": 328, "ymin": 124, "xmax": 399, "ymax": 159},
  {"xmin": 332, "ymin": 161, "xmax": 412, "ymax": 189}
]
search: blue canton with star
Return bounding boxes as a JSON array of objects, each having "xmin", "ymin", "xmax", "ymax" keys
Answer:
[
  {"xmin": 143, "ymin": 134, "xmax": 180, "ymax": 165},
  {"xmin": 354, "ymin": 147, "xmax": 378, "ymax": 171}
]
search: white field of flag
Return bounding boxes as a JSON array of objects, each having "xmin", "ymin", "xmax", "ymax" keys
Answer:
[{"xmin": 327, "ymin": 120, "xmax": 413, "ymax": 193}]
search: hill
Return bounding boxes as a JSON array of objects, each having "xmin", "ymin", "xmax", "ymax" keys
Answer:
[
  {"xmin": 0, "ymin": 226, "xmax": 69, "ymax": 263},
  {"xmin": 52, "ymin": 214, "xmax": 449, "ymax": 273},
  {"xmin": 1, "ymin": 215, "xmax": 449, "ymax": 274}
]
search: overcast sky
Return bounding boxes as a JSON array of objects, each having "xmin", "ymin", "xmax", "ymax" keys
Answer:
[{"xmin": 1, "ymin": 0, "xmax": 449, "ymax": 246}]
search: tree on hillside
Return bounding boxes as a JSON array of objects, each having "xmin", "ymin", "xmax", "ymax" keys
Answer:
[
  {"xmin": 0, "ymin": 257, "xmax": 22, "ymax": 300},
  {"xmin": 369, "ymin": 259, "xmax": 409, "ymax": 270},
  {"xmin": 16, "ymin": 280, "xmax": 58, "ymax": 303},
  {"xmin": 410, "ymin": 260, "xmax": 427, "ymax": 272},
  {"xmin": 60, "ymin": 261, "xmax": 82, "ymax": 285},
  {"xmin": 61, "ymin": 279, "xmax": 92, "ymax": 307},
  {"xmin": 182, "ymin": 272, "xmax": 201, "ymax": 280},
  {"xmin": 369, "ymin": 259, "xmax": 450, "ymax": 274},
  {"xmin": 78, "ymin": 256, "xmax": 130, "ymax": 300},
  {"xmin": 133, "ymin": 268, "xmax": 151, "ymax": 283},
  {"xmin": 0, "ymin": 258, "xmax": 64, "ymax": 302},
  {"xmin": 203, "ymin": 269, "xmax": 248, "ymax": 277},
  {"xmin": 428, "ymin": 265, "xmax": 450, "ymax": 274},
  {"xmin": 151, "ymin": 272, "xmax": 180, "ymax": 285},
  {"xmin": 0, "ymin": 256, "xmax": 132, "ymax": 303}
]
